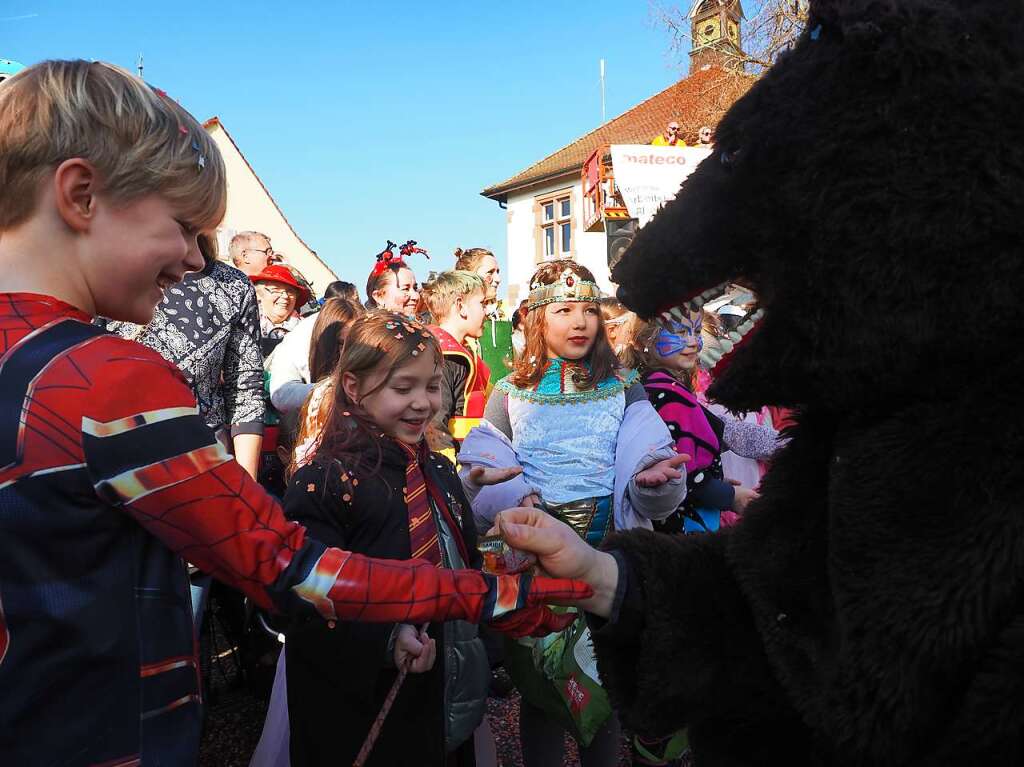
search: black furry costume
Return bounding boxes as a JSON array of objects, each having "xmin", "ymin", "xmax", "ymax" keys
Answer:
[{"xmin": 596, "ymin": 1, "xmax": 1024, "ymax": 764}]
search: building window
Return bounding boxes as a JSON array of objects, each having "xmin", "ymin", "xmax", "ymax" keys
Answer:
[{"xmin": 537, "ymin": 192, "xmax": 573, "ymax": 262}]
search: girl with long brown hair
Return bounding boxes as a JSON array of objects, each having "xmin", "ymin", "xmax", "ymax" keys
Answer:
[
  {"xmin": 278, "ymin": 311, "xmax": 575, "ymax": 767},
  {"xmin": 268, "ymin": 297, "xmax": 364, "ymax": 415},
  {"xmin": 458, "ymin": 260, "xmax": 689, "ymax": 767}
]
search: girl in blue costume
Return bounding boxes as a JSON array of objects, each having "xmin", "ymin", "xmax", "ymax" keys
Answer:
[{"xmin": 459, "ymin": 260, "xmax": 688, "ymax": 767}]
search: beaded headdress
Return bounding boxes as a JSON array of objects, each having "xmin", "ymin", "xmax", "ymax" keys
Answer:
[{"xmin": 527, "ymin": 266, "xmax": 602, "ymax": 310}]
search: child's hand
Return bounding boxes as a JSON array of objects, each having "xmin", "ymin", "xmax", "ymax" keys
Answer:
[
  {"xmin": 634, "ymin": 452, "xmax": 690, "ymax": 488},
  {"xmin": 468, "ymin": 466, "xmax": 524, "ymax": 487},
  {"xmin": 727, "ymin": 479, "xmax": 760, "ymax": 514},
  {"xmin": 394, "ymin": 624, "xmax": 435, "ymax": 673}
]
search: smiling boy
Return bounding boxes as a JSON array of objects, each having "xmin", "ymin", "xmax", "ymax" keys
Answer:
[
  {"xmin": 422, "ymin": 270, "xmax": 491, "ymax": 459},
  {"xmin": 0, "ymin": 60, "xmax": 587, "ymax": 765}
]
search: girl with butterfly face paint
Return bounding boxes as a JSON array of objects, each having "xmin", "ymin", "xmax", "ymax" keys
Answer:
[
  {"xmin": 653, "ymin": 308, "xmax": 704, "ymax": 374},
  {"xmin": 619, "ymin": 308, "xmax": 776, "ymax": 764},
  {"xmin": 623, "ymin": 310, "xmax": 764, "ymax": 536}
]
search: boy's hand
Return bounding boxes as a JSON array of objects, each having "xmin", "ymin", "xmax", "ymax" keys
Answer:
[
  {"xmin": 634, "ymin": 452, "xmax": 690, "ymax": 488},
  {"xmin": 394, "ymin": 624, "xmax": 436, "ymax": 673},
  {"xmin": 468, "ymin": 466, "xmax": 523, "ymax": 486}
]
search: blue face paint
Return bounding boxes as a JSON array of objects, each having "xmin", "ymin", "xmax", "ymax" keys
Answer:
[{"xmin": 654, "ymin": 313, "xmax": 703, "ymax": 358}]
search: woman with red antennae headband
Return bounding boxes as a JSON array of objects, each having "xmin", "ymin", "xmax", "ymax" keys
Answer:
[{"xmin": 366, "ymin": 240, "xmax": 428, "ymax": 317}]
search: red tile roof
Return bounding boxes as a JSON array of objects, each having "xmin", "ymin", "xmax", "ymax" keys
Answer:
[{"xmin": 481, "ymin": 66, "xmax": 751, "ymax": 201}]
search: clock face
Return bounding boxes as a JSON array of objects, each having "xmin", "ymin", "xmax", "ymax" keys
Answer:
[{"xmin": 697, "ymin": 16, "xmax": 721, "ymax": 43}]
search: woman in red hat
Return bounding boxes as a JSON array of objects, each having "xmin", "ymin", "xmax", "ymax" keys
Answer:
[{"xmin": 252, "ymin": 263, "xmax": 312, "ymax": 353}]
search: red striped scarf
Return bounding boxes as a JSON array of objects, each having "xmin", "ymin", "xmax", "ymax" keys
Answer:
[{"xmin": 395, "ymin": 440, "xmax": 468, "ymax": 567}]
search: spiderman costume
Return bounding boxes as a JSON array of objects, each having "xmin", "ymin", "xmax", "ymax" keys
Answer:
[{"xmin": 0, "ymin": 293, "xmax": 587, "ymax": 766}]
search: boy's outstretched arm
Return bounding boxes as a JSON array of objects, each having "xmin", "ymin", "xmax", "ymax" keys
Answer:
[{"xmin": 82, "ymin": 341, "xmax": 588, "ymax": 633}]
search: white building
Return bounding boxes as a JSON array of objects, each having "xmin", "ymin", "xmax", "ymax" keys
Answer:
[{"xmin": 481, "ymin": 8, "xmax": 748, "ymax": 306}]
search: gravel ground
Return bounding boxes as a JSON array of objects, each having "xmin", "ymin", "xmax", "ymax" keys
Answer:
[
  {"xmin": 197, "ymin": 597, "xmax": 640, "ymax": 766},
  {"xmin": 197, "ymin": 651, "xmax": 633, "ymax": 767}
]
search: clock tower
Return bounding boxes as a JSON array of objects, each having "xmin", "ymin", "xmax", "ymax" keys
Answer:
[{"xmin": 689, "ymin": 0, "xmax": 744, "ymax": 74}]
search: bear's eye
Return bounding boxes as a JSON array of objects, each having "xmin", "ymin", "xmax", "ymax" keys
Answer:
[{"xmin": 720, "ymin": 146, "xmax": 742, "ymax": 169}]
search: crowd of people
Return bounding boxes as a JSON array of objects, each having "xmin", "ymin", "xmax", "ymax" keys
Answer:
[
  {"xmin": 122, "ymin": 208, "xmax": 782, "ymax": 767},
  {"xmin": 0, "ymin": 59, "xmax": 786, "ymax": 767}
]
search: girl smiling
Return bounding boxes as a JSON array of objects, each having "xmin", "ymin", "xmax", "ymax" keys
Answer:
[{"xmin": 282, "ymin": 312, "xmax": 494, "ymax": 766}]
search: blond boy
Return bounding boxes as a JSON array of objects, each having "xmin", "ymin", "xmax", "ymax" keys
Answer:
[
  {"xmin": 0, "ymin": 60, "xmax": 584, "ymax": 765},
  {"xmin": 423, "ymin": 271, "xmax": 490, "ymax": 457}
]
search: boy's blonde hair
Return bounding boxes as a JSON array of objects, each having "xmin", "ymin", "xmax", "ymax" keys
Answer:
[
  {"xmin": 0, "ymin": 59, "xmax": 226, "ymax": 232},
  {"xmin": 421, "ymin": 270, "xmax": 484, "ymax": 321}
]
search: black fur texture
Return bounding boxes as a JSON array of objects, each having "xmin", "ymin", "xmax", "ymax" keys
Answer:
[{"xmin": 599, "ymin": 1, "xmax": 1024, "ymax": 764}]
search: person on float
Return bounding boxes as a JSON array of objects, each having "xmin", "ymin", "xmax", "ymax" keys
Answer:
[
  {"xmin": 0, "ymin": 59, "xmax": 589, "ymax": 766},
  {"xmin": 650, "ymin": 120, "xmax": 686, "ymax": 147}
]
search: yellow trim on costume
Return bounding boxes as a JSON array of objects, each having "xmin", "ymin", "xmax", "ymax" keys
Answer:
[
  {"xmin": 448, "ymin": 417, "xmax": 481, "ymax": 441},
  {"xmin": 96, "ymin": 442, "xmax": 231, "ymax": 505},
  {"xmin": 82, "ymin": 406, "xmax": 199, "ymax": 438},
  {"xmin": 442, "ymin": 348, "xmax": 477, "ymax": 417}
]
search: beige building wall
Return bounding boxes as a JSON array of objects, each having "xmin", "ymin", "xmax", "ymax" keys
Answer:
[{"xmin": 204, "ymin": 118, "xmax": 337, "ymax": 296}]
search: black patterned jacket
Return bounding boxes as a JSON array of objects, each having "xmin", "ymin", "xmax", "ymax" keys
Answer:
[{"xmin": 105, "ymin": 260, "xmax": 265, "ymax": 435}]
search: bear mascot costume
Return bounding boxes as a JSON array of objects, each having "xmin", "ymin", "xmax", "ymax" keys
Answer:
[{"xmin": 595, "ymin": 0, "xmax": 1024, "ymax": 764}]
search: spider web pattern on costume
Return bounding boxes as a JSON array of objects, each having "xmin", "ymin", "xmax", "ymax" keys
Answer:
[
  {"xmin": 0, "ymin": 296, "xmax": 589, "ymax": 767},
  {"xmin": 1, "ymin": 298, "xmax": 590, "ymax": 625}
]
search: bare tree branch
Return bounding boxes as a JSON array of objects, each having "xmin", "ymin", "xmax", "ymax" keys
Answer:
[
  {"xmin": 652, "ymin": 0, "xmax": 810, "ymax": 76},
  {"xmin": 646, "ymin": 1, "xmax": 809, "ymax": 141}
]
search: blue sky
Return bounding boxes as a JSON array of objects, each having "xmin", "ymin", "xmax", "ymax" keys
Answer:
[{"xmin": 3, "ymin": 1, "xmax": 689, "ymax": 291}]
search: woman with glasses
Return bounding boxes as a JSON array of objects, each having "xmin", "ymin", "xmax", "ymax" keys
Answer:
[{"xmin": 252, "ymin": 264, "xmax": 310, "ymax": 356}]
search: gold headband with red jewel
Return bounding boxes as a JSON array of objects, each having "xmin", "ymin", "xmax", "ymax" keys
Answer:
[{"xmin": 527, "ymin": 267, "xmax": 602, "ymax": 310}]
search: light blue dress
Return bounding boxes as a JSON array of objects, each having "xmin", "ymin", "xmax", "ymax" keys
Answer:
[{"xmin": 497, "ymin": 358, "xmax": 637, "ymax": 505}]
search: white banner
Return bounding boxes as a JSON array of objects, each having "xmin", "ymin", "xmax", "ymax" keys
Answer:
[{"xmin": 610, "ymin": 145, "xmax": 713, "ymax": 227}]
